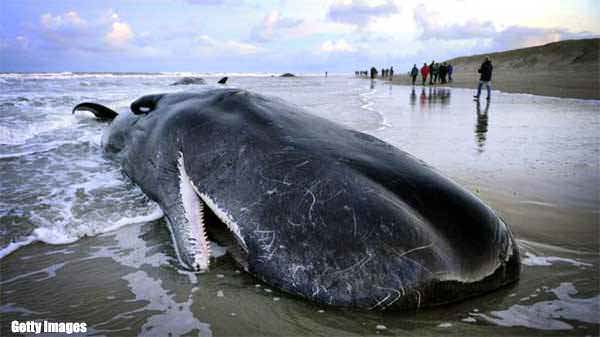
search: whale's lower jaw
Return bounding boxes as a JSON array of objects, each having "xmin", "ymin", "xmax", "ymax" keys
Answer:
[{"xmin": 176, "ymin": 152, "xmax": 247, "ymax": 272}]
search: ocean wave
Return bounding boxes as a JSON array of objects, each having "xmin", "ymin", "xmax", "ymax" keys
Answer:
[
  {"xmin": 0, "ymin": 72, "xmax": 339, "ymax": 81},
  {"xmin": 0, "ymin": 207, "xmax": 164, "ymax": 260},
  {"xmin": 359, "ymin": 86, "xmax": 392, "ymax": 131}
]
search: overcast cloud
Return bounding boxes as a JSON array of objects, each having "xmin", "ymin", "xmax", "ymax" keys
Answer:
[{"xmin": 1, "ymin": 0, "xmax": 598, "ymax": 72}]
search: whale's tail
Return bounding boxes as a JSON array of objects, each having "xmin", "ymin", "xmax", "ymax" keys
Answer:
[{"xmin": 72, "ymin": 102, "xmax": 118, "ymax": 120}]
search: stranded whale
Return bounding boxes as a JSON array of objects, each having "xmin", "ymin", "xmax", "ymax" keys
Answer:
[{"xmin": 73, "ymin": 89, "xmax": 520, "ymax": 310}]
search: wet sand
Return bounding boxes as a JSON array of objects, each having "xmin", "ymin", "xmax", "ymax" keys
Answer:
[{"xmin": 387, "ymin": 71, "xmax": 599, "ymax": 100}]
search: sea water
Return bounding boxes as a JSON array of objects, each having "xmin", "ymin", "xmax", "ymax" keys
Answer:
[{"xmin": 1, "ymin": 73, "xmax": 598, "ymax": 336}]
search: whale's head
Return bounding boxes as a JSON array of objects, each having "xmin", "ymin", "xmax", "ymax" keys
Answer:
[{"xmin": 75, "ymin": 89, "xmax": 520, "ymax": 310}]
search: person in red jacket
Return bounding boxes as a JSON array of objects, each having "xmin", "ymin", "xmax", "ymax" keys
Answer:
[{"xmin": 420, "ymin": 63, "xmax": 430, "ymax": 85}]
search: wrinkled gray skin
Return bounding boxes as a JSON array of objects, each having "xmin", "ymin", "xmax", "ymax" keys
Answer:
[{"xmin": 87, "ymin": 89, "xmax": 520, "ymax": 310}]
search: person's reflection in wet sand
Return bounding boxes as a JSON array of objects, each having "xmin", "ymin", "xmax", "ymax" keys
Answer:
[
  {"xmin": 410, "ymin": 87, "xmax": 417, "ymax": 106},
  {"xmin": 419, "ymin": 87, "xmax": 427, "ymax": 111},
  {"xmin": 439, "ymin": 88, "xmax": 451, "ymax": 106},
  {"xmin": 420, "ymin": 88, "xmax": 452, "ymax": 109},
  {"xmin": 475, "ymin": 99, "xmax": 490, "ymax": 153},
  {"xmin": 430, "ymin": 88, "xmax": 451, "ymax": 106},
  {"xmin": 370, "ymin": 79, "xmax": 375, "ymax": 90},
  {"xmin": 427, "ymin": 87, "xmax": 433, "ymax": 104}
]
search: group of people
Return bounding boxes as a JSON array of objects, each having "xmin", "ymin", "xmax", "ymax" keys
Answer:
[
  {"xmin": 380, "ymin": 67, "xmax": 394, "ymax": 78},
  {"xmin": 411, "ymin": 61, "xmax": 453, "ymax": 86},
  {"xmin": 354, "ymin": 66, "xmax": 394, "ymax": 79},
  {"xmin": 355, "ymin": 56, "xmax": 493, "ymax": 100}
]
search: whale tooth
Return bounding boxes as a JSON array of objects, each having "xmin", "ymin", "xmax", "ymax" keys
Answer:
[{"xmin": 178, "ymin": 152, "xmax": 211, "ymax": 272}]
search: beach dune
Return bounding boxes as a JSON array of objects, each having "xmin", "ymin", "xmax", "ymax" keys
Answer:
[{"xmin": 391, "ymin": 38, "xmax": 599, "ymax": 100}]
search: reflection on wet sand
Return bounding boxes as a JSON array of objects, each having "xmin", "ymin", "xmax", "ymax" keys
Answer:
[
  {"xmin": 475, "ymin": 100, "xmax": 490, "ymax": 153},
  {"xmin": 414, "ymin": 87, "xmax": 452, "ymax": 110}
]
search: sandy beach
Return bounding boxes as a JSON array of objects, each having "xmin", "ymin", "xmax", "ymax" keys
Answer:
[
  {"xmin": 388, "ymin": 71, "xmax": 599, "ymax": 100},
  {"xmin": 2, "ymin": 74, "xmax": 599, "ymax": 336},
  {"xmin": 385, "ymin": 39, "xmax": 600, "ymax": 100}
]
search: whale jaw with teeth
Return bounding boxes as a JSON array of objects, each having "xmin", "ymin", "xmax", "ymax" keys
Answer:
[{"xmin": 177, "ymin": 152, "xmax": 247, "ymax": 272}]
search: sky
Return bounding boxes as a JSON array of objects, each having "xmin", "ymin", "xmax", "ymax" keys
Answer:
[{"xmin": 1, "ymin": 0, "xmax": 599, "ymax": 73}]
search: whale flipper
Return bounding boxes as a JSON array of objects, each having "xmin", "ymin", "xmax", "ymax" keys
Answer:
[
  {"xmin": 72, "ymin": 102, "xmax": 118, "ymax": 120},
  {"xmin": 217, "ymin": 77, "xmax": 228, "ymax": 84}
]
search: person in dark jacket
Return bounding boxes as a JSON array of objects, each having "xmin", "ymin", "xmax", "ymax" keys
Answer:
[
  {"xmin": 432, "ymin": 62, "xmax": 439, "ymax": 84},
  {"xmin": 447, "ymin": 63, "xmax": 453, "ymax": 82},
  {"xmin": 439, "ymin": 62, "xmax": 447, "ymax": 84},
  {"xmin": 370, "ymin": 66, "xmax": 377, "ymax": 79},
  {"xmin": 428, "ymin": 60, "xmax": 435, "ymax": 85},
  {"xmin": 474, "ymin": 57, "xmax": 493, "ymax": 100},
  {"xmin": 410, "ymin": 64, "xmax": 419, "ymax": 85}
]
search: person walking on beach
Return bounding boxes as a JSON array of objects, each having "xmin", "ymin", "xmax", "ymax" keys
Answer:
[
  {"xmin": 370, "ymin": 66, "xmax": 377, "ymax": 79},
  {"xmin": 474, "ymin": 57, "xmax": 493, "ymax": 100},
  {"xmin": 410, "ymin": 64, "xmax": 419, "ymax": 85},
  {"xmin": 447, "ymin": 63, "xmax": 453, "ymax": 82},
  {"xmin": 428, "ymin": 61, "xmax": 435, "ymax": 84},
  {"xmin": 439, "ymin": 63, "xmax": 447, "ymax": 84},
  {"xmin": 432, "ymin": 62, "xmax": 439, "ymax": 84},
  {"xmin": 442, "ymin": 62, "xmax": 449, "ymax": 83},
  {"xmin": 420, "ymin": 63, "xmax": 429, "ymax": 85},
  {"xmin": 390, "ymin": 66, "xmax": 394, "ymax": 79}
]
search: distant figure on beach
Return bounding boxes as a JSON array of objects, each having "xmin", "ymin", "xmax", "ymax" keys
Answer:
[
  {"xmin": 410, "ymin": 64, "xmax": 419, "ymax": 85},
  {"xmin": 439, "ymin": 62, "xmax": 447, "ymax": 84},
  {"xmin": 420, "ymin": 63, "xmax": 430, "ymax": 85},
  {"xmin": 432, "ymin": 63, "xmax": 440, "ymax": 84},
  {"xmin": 390, "ymin": 66, "xmax": 394, "ymax": 79},
  {"xmin": 370, "ymin": 67, "xmax": 377, "ymax": 79},
  {"xmin": 325, "ymin": 71, "xmax": 328, "ymax": 77},
  {"xmin": 447, "ymin": 63, "xmax": 453, "ymax": 82},
  {"xmin": 474, "ymin": 57, "xmax": 493, "ymax": 100},
  {"xmin": 381, "ymin": 68, "xmax": 385, "ymax": 78},
  {"xmin": 429, "ymin": 61, "xmax": 435, "ymax": 84}
]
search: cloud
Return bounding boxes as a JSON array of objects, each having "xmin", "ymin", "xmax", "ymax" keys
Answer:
[
  {"xmin": 490, "ymin": 26, "xmax": 596, "ymax": 50},
  {"xmin": 106, "ymin": 22, "xmax": 134, "ymax": 48},
  {"xmin": 34, "ymin": 10, "xmax": 140, "ymax": 53},
  {"xmin": 413, "ymin": 4, "xmax": 598, "ymax": 52},
  {"xmin": 195, "ymin": 34, "xmax": 261, "ymax": 56},
  {"xmin": 186, "ymin": 0, "xmax": 239, "ymax": 5},
  {"xmin": 320, "ymin": 39, "xmax": 355, "ymax": 52},
  {"xmin": 250, "ymin": 10, "xmax": 303, "ymax": 42},
  {"xmin": 41, "ymin": 11, "xmax": 87, "ymax": 30},
  {"xmin": 0, "ymin": 36, "xmax": 30, "ymax": 51},
  {"xmin": 414, "ymin": 4, "xmax": 495, "ymax": 40},
  {"xmin": 327, "ymin": 0, "xmax": 399, "ymax": 26}
]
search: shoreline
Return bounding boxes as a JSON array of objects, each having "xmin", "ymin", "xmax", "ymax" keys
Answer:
[{"xmin": 374, "ymin": 73, "xmax": 599, "ymax": 100}]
